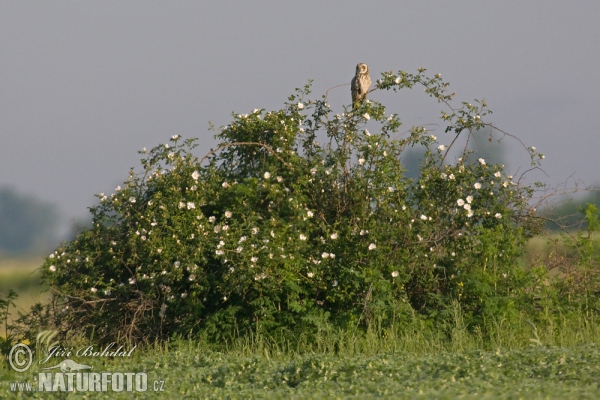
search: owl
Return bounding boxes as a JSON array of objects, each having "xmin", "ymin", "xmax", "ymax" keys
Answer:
[{"xmin": 351, "ymin": 63, "xmax": 372, "ymax": 109}]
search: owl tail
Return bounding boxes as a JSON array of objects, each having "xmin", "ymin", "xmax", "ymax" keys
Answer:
[{"xmin": 352, "ymin": 96, "xmax": 364, "ymax": 111}]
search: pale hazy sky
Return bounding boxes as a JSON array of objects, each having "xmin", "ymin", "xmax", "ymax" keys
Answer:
[{"xmin": 1, "ymin": 1, "xmax": 599, "ymax": 234}]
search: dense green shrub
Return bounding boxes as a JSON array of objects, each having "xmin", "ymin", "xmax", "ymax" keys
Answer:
[{"xmin": 40, "ymin": 69, "xmax": 544, "ymax": 343}]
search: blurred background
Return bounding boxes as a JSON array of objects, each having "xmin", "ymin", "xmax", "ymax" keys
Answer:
[{"xmin": 1, "ymin": 2, "xmax": 598, "ymax": 308}]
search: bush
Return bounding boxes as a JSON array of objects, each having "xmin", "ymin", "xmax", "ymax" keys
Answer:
[{"xmin": 40, "ymin": 69, "xmax": 544, "ymax": 344}]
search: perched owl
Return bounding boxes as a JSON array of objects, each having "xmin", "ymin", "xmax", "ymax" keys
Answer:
[{"xmin": 351, "ymin": 63, "xmax": 372, "ymax": 109}]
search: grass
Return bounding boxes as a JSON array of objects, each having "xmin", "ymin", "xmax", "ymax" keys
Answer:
[
  {"xmin": 109, "ymin": 343, "xmax": 600, "ymax": 399},
  {"xmin": 2, "ymin": 320, "xmax": 600, "ymax": 398},
  {"xmin": 2, "ymin": 297, "xmax": 600, "ymax": 398}
]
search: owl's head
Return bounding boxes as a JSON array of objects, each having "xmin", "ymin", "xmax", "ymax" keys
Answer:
[{"xmin": 356, "ymin": 63, "xmax": 369, "ymax": 74}]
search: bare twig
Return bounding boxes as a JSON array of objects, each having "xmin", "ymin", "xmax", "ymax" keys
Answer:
[
  {"xmin": 325, "ymin": 83, "xmax": 351, "ymax": 99},
  {"xmin": 50, "ymin": 288, "xmax": 115, "ymax": 305},
  {"xmin": 439, "ymin": 131, "xmax": 461, "ymax": 167}
]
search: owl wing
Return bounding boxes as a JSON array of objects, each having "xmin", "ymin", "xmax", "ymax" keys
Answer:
[{"xmin": 351, "ymin": 75, "xmax": 358, "ymax": 106}]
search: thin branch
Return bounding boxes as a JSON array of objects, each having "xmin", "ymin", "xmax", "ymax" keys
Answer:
[
  {"xmin": 517, "ymin": 167, "xmax": 548, "ymax": 187},
  {"xmin": 439, "ymin": 131, "xmax": 461, "ymax": 167},
  {"xmin": 325, "ymin": 83, "xmax": 350, "ymax": 99},
  {"xmin": 487, "ymin": 124, "xmax": 529, "ymax": 150},
  {"xmin": 534, "ymin": 215, "xmax": 578, "ymax": 241},
  {"xmin": 49, "ymin": 288, "xmax": 116, "ymax": 305}
]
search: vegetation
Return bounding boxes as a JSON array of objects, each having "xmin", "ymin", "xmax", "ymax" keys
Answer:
[{"xmin": 1, "ymin": 68, "xmax": 599, "ymax": 398}]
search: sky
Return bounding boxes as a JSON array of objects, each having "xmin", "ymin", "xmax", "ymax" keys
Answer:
[{"xmin": 1, "ymin": 1, "xmax": 599, "ymax": 236}]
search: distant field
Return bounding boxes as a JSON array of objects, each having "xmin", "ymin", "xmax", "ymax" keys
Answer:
[
  {"xmin": 523, "ymin": 232, "xmax": 600, "ymax": 281},
  {"xmin": 0, "ymin": 256, "xmax": 44, "ymax": 288},
  {"xmin": 0, "ymin": 256, "xmax": 49, "ymax": 338}
]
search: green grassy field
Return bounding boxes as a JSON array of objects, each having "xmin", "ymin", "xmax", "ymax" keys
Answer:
[
  {"xmin": 2, "ymin": 337, "xmax": 600, "ymax": 398},
  {"xmin": 2, "ymin": 306, "xmax": 600, "ymax": 398}
]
